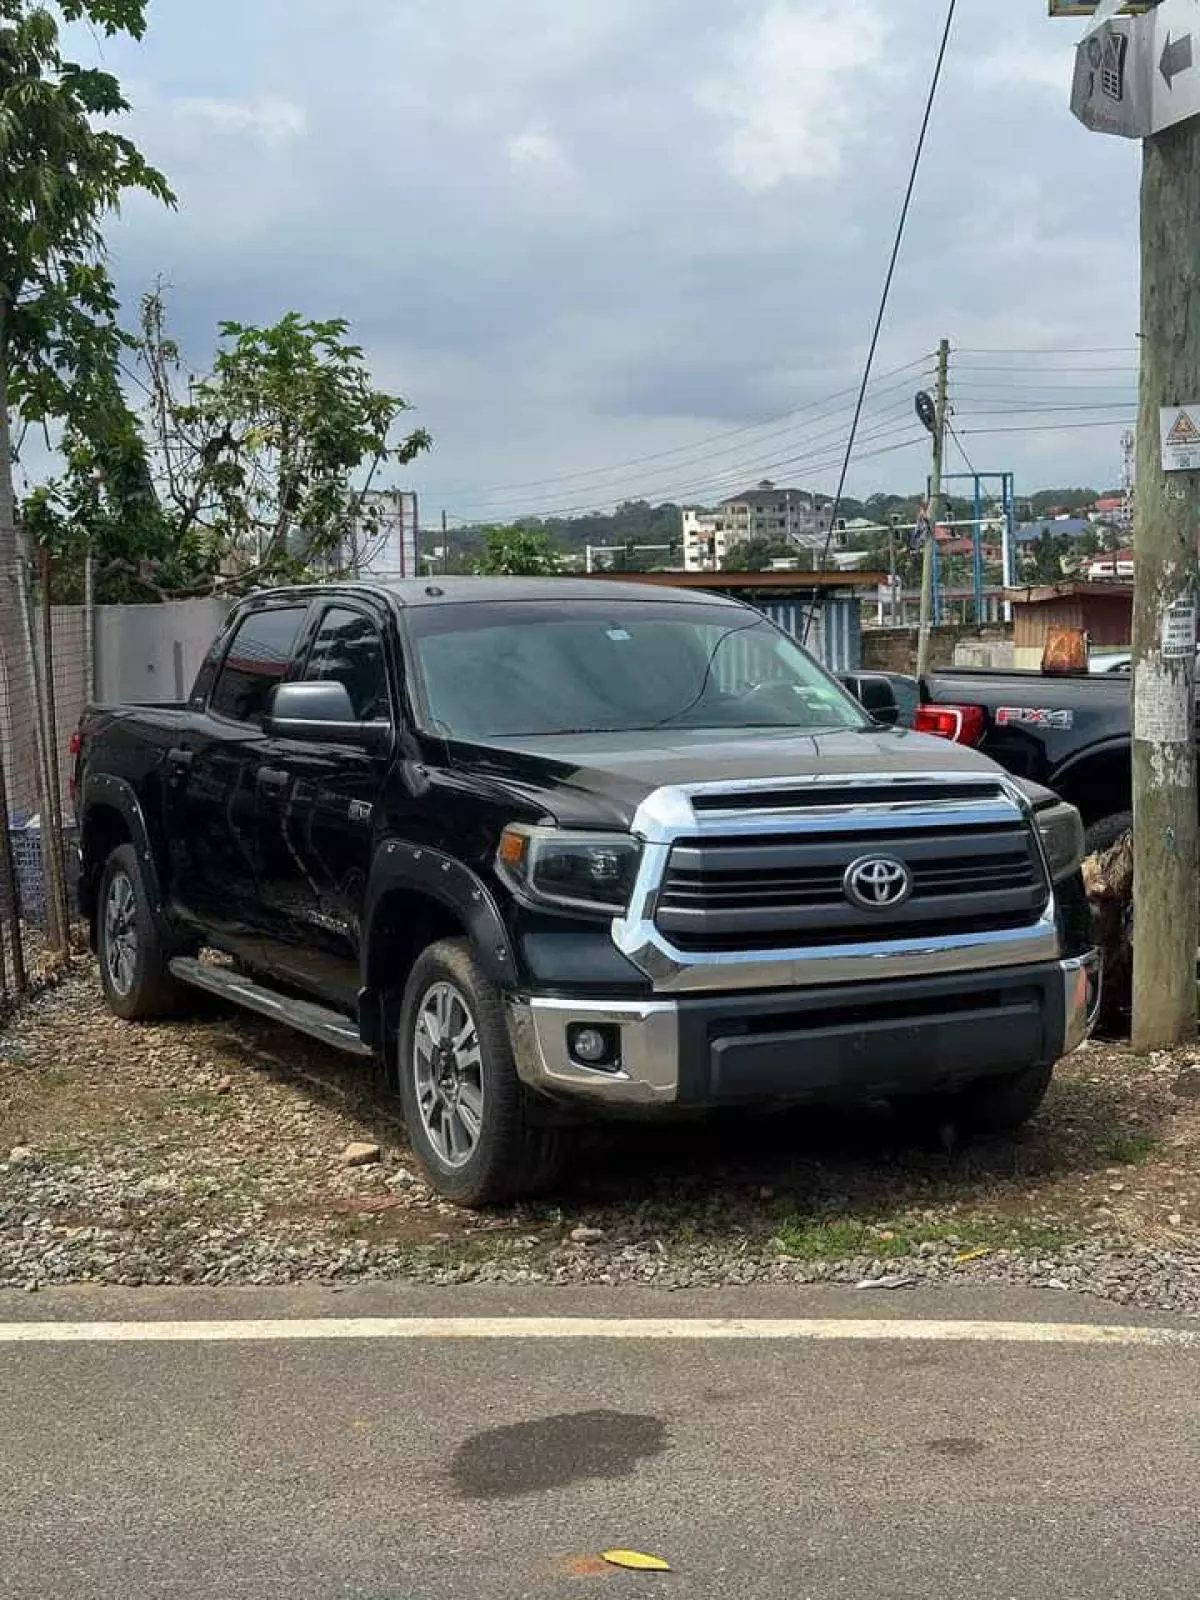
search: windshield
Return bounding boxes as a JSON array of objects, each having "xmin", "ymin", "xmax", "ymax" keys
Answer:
[{"xmin": 405, "ymin": 599, "xmax": 869, "ymax": 740}]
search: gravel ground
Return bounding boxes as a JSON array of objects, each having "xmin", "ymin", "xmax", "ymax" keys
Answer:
[{"xmin": 5, "ymin": 964, "xmax": 1200, "ymax": 1314}]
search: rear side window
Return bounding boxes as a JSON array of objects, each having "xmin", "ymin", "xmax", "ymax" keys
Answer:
[
  {"xmin": 303, "ymin": 607, "xmax": 390, "ymax": 721},
  {"xmin": 209, "ymin": 607, "xmax": 306, "ymax": 725}
]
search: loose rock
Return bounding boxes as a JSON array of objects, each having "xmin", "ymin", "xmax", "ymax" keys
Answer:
[{"xmin": 340, "ymin": 1142, "xmax": 382, "ymax": 1168}]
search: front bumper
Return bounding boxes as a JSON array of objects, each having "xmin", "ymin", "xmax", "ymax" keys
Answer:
[{"xmin": 508, "ymin": 952, "xmax": 1101, "ymax": 1111}]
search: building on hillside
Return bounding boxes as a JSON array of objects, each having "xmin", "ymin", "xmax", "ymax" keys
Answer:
[
  {"xmin": 1090, "ymin": 495, "xmax": 1126, "ymax": 523},
  {"xmin": 1086, "ymin": 549, "xmax": 1134, "ymax": 582},
  {"xmin": 682, "ymin": 480, "xmax": 840, "ymax": 572},
  {"xmin": 1014, "ymin": 517, "xmax": 1093, "ymax": 545}
]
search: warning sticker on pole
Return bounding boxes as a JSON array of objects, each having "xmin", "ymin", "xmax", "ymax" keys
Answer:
[
  {"xmin": 1161, "ymin": 595, "xmax": 1198, "ymax": 658},
  {"xmin": 1160, "ymin": 406, "xmax": 1200, "ymax": 471}
]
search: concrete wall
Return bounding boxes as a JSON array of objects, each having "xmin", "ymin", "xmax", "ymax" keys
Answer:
[
  {"xmin": 93, "ymin": 598, "xmax": 233, "ymax": 707},
  {"xmin": 4, "ymin": 596, "xmax": 235, "ymax": 816},
  {"xmin": 861, "ymin": 623, "xmax": 1012, "ymax": 676}
]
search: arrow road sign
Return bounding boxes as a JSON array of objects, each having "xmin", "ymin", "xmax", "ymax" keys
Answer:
[{"xmin": 1071, "ymin": 0, "xmax": 1200, "ymax": 136}]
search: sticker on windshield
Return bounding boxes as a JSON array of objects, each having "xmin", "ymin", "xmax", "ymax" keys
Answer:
[
  {"xmin": 995, "ymin": 706, "xmax": 1074, "ymax": 730},
  {"xmin": 605, "ymin": 628, "xmax": 631, "ymax": 641}
]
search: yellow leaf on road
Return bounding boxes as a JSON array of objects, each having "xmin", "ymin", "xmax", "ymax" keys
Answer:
[
  {"xmin": 954, "ymin": 1246, "xmax": 991, "ymax": 1264},
  {"xmin": 602, "ymin": 1549, "xmax": 672, "ymax": 1572}
]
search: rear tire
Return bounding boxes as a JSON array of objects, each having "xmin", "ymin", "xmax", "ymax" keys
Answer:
[
  {"xmin": 96, "ymin": 844, "xmax": 187, "ymax": 1021},
  {"xmin": 395, "ymin": 938, "xmax": 567, "ymax": 1206}
]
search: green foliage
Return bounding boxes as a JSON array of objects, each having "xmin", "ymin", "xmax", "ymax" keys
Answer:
[
  {"xmin": 0, "ymin": 0, "xmax": 173, "ymax": 378},
  {"xmin": 134, "ymin": 293, "xmax": 431, "ymax": 592},
  {"xmin": 0, "ymin": 0, "xmax": 173, "ymax": 600},
  {"xmin": 475, "ymin": 524, "xmax": 557, "ymax": 575},
  {"xmin": 1025, "ymin": 528, "xmax": 1070, "ymax": 585},
  {"xmin": 722, "ymin": 535, "xmax": 807, "ymax": 572},
  {"xmin": 30, "ymin": 291, "xmax": 433, "ymax": 598}
]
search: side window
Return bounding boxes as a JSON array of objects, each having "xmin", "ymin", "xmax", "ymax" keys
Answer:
[
  {"xmin": 303, "ymin": 607, "xmax": 390, "ymax": 721},
  {"xmin": 209, "ymin": 607, "xmax": 306, "ymax": 725}
]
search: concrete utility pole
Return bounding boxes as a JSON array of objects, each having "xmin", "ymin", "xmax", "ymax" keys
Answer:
[
  {"xmin": 1130, "ymin": 116, "xmax": 1200, "ymax": 1049},
  {"xmin": 916, "ymin": 338, "xmax": 950, "ymax": 680}
]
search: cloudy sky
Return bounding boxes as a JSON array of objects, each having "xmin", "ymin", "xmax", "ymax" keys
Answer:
[{"xmin": 88, "ymin": 0, "xmax": 1140, "ymax": 522}]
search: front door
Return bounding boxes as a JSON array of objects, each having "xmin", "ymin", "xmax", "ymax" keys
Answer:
[
  {"xmin": 255, "ymin": 601, "xmax": 394, "ymax": 1008},
  {"xmin": 165, "ymin": 601, "xmax": 311, "ymax": 957}
]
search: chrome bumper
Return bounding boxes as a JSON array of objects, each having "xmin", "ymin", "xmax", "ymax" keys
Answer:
[{"xmin": 508, "ymin": 952, "xmax": 1102, "ymax": 1109}]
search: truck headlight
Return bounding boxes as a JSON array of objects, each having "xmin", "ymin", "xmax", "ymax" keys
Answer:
[
  {"xmin": 497, "ymin": 825, "xmax": 643, "ymax": 914},
  {"xmin": 1034, "ymin": 799, "xmax": 1086, "ymax": 883}
]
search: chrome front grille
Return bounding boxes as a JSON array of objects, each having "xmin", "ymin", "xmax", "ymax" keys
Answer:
[
  {"xmin": 655, "ymin": 822, "xmax": 1046, "ymax": 952},
  {"xmin": 612, "ymin": 771, "xmax": 1061, "ymax": 993}
]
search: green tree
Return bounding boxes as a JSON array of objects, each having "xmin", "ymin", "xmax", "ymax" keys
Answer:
[
  {"xmin": 475, "ymin": 524, "xmax": 557, "ymax": 575},
  {"xmin": 0, "ymin": 0, "xmax": 172, "ymax": 952},
  {"xmin": 722, "ymin": 535, "xmax": 800, "ymax": 572},
  {"xmin": 1026, "ymin": 528, "xmax": 1069, "ymax": 585},
  {"xmin": 31, "ymin": 290, "xmax": 433, "ymax": 597}
]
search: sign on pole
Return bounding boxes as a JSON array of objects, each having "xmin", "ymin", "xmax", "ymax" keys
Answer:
[
  {"xmin": 1071, "ymin": 0, "xmax": 1200, "ymax": 137},
  {"xmin": 1160, "ymin": 404, "xmax": 1200, "ymax": 469}
]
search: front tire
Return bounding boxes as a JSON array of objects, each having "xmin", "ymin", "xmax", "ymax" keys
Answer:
[
  {"xmin": 396, "ymin": 939, "xmax": 566, "ymax": 1206},
  {"xmin": 96, "ymin": 844, "xmax": 186, "ymax": 1021},
  {"xmin": 952, "ymin": 1062, "xmax": 1054, "ymax": 1137}
]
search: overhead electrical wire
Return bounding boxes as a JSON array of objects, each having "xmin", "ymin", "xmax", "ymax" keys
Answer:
[
  {"xmin": 800, "ymin": 0, "xmax": 959, "ymax": 643},
  {"xmin": 443, "ymin": 368, "xmax": 934, "ymax": 518}
]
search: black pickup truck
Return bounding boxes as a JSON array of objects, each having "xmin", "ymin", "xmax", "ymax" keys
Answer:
[
  {"xmin": 74, "ymin": 579, "xmax": 1099, "ymax": 1204},
  {"xmin": 896, "ymin": 667, "xmax": 1138, "ymax": 852}
]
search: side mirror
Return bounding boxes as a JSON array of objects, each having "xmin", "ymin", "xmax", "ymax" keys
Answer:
[
  {"xmin": 840, "ymin": 672, "xmax": 900, "ymax": 726},
  {"xmin": 267, "ymin": 681, "xmax": 391, "ymax": 752}
]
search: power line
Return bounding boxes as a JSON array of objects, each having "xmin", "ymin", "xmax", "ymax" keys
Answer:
[
  {"xmin": 429, "ymin": 353, "xmax": 935, "ymax": 504},
  {"xmin": 451, "ymin": 414, "xmax": 929, "ymax": 526},
  {"xmin": 445, "ymin": 389, "xmax": 927, "ymax": 522},
  {"xmin": 441, "ymin": 369, "xmax": 934, "ymax": 515},
  {"xmin": 802, "ymin": 0, "xmax": 959, "ymax": 643},
  {"xmin": 958, "ymin": 417, "xmax": 1135, "ymax": 436}
]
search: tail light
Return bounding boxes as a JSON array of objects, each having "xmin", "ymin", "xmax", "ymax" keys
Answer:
[{"xmin": 914, "ymin": 703, "xmax": 987, "ymax": 745}]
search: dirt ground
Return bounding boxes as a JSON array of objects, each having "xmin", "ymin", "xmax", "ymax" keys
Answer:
[{"xmin": 3, "ymin": 963, "xmax": 1200, "ymax": 1302}]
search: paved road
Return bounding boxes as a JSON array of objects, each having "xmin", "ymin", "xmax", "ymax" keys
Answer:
[{"xmin": 3, "ymin": 1284, "xmax": 1200, "ymax": 1599}]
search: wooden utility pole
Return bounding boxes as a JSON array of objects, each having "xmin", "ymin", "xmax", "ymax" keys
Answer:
[
  {"xmin": 1130, "ymin": 116, "xmax": 1200, "ymax": 1049},
  {"xmin": 916, "ymin": 338, "xmax": 950, "ymax": 680}
]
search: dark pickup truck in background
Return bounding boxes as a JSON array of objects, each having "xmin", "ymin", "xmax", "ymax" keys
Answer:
[
  {"xmin": 73, "ymin": 579, "xmax": 1099, "ymax": 1204},
  {"xmin": 848, "ymin": 666, "xmax": 1140, "ymax": 854}
]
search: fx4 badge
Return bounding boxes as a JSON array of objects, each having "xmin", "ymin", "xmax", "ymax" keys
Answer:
[{"xmin": 995, "ymin": 706, "xmax": 1074, "ymax": 731}]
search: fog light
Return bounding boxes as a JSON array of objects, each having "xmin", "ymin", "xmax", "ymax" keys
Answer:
[{"xmin": 568, "ymin": 1023, "xmax": 619, "ymax": 1068}]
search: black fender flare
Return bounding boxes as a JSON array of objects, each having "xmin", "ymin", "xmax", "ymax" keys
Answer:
[
  {"xmin": 78, "ymin": 773, "xmax": 168, "ymax": 926},
  {"xmin": 1050, "ymin": 737, "xmax": 1132, "ymax": 802},
  {"xmin": 360, "ymin": 841, "xmax": 519, "ymax": 1044}
]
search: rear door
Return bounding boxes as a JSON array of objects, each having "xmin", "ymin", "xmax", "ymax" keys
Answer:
[
  {"xmin": 165, "ymin": 601, "xmax": 310, "ymax": 952},
  {"xmin": 254, "ymin": 600, "xmax": 396, "ymax": 1007}
]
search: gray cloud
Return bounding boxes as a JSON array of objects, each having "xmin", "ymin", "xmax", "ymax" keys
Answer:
[{"xmin": 87, "ymin": 0, "xmax": 1140, "ymax": 522}]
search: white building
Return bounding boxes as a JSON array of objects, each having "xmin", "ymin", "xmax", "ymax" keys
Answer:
[
  {"xmin": 341, "ymin": 489, "xmax": 421, "ymax": 580},
  {"xmin": 682, "ymin": 481, "xmax": 838, "ymax": 571}
]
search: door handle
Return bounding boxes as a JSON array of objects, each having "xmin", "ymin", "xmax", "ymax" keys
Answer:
[
  {"xmin": 257, "ymin": 767, "xmax": 291, "ymax": 795},
  {"xmin": 167, "ymin": 746, "xmax": 194, "ymax": 771}
]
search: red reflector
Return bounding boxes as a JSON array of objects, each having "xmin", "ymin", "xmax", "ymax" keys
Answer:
[
  {"xmin": 68, "ymin": 729, "xmax": 81, "ymax": 758},
  {"xmin": 914, "ymin": 703, "xmax": 986, "ymax": 745}
]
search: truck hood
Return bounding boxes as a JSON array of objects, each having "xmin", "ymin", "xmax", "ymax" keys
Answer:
[{"xmin": 450, "ymin": 725, "xmax": 1008, "ymax": 832}]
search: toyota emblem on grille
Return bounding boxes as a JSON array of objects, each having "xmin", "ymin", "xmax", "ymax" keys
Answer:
[{"xmin": 843, "ymin": 854, "xmax": 913, "ymax": 911}]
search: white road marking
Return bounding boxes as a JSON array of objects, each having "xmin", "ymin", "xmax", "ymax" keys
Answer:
[{"xmin": 0, "ymin": 1317, "xmax": 1197, "ymax": 1347}]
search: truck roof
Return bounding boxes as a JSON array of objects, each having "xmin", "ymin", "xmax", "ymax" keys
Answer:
[{"xmin": 251, "ymin": 576, "xmax": 749, "ymax": 609}]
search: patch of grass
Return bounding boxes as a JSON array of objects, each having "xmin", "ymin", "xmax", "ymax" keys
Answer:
[
  {"xmin": 772, "ymin": 1213, "xmax": 1072, "ymax": 1262},
  {"xmin": 1095, "ymin": 1131, "xmax": 1160, "ymax": 1166}
]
